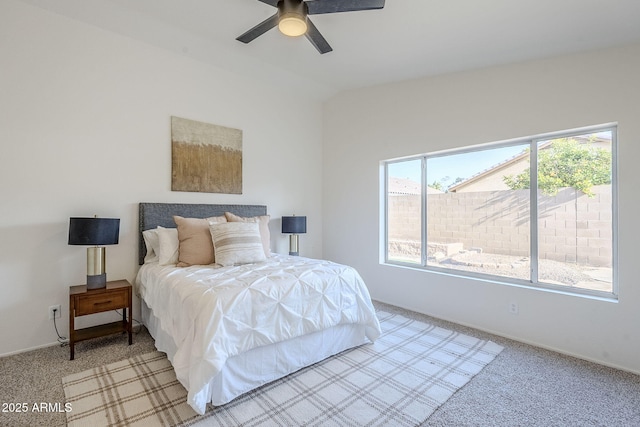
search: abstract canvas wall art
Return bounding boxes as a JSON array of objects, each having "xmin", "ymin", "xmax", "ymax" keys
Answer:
[{"xmin": 171, "ymin": 116, "xmax": 242, "ymax": 194}]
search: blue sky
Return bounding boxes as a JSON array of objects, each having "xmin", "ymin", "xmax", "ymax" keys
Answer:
[
  {"xmin": 389, "ymin": 144, "xmax": 527, "ymax": 187},
  {"xmin": 388, "ymin": 129, "xmax": 613, "ymax": 188}
]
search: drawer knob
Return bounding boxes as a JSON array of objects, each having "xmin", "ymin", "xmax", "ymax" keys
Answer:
[{"xmin": 94, "ymin": 300, "xmax": 112, "ymax": 306}]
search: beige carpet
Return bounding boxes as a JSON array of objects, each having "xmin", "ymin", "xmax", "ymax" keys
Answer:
[
  {"xmin": 3, "ymin": 302, "xmax": 639, "ymax": 426},
  {"xmin": 62, "ymin": 311, "xmax": 502, "ymax": 426}
]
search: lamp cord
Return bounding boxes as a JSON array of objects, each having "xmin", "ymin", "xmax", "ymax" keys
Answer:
[{"xmin": 52, "ymin": 308, "xmax": 68, "ymax": 346}]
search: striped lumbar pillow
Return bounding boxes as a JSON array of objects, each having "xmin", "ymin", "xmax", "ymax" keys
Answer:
[{"xmin": 209, "ymin": 221, "xmax": 267, "ymax": 267}]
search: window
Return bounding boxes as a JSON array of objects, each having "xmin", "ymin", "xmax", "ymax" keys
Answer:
[{"xmin": 384, "ymin": 125, "xmax": 617, "ymax": 297}]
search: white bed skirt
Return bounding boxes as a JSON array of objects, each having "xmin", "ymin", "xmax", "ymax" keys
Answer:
[{"xmin": 141, "ymin": 300, "xmax": 369, "ymax": 407}]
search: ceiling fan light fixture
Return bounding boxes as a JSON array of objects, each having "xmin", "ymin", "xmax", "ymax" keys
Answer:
[
  {"xmin": 278, "ymin": 13, "xmax": 307, "ymax": 37},
  {"xmin": 237, "ymin": 0, "xmax": 385, "ymax": 53}
]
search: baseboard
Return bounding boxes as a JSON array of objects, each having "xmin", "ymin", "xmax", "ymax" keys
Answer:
[{"xmin": 0, "ymin": 341, "xmax": 64, "ymax": 358}]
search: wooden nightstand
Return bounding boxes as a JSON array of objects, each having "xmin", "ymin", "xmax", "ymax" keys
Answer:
[{"xmin": 69, "ymin": 279, "xmax": 133, "ymax": 360}]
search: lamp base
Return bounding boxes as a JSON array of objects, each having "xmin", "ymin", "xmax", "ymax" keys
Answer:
[
  {"xmin": 87, "ymin": 274, "xmax": 107, "ymax": 290},
  {"xmin": 289, "ymin": 234, "xmax": 299, "ymax": 256},
  {"xmin": 86, "ymin": 246, "xmax": 107, "ymax": 289}
]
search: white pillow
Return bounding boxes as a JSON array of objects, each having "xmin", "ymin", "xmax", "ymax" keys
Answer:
[
  {"xmin": 157, "ymin": 226, "xmax": 179, "ymax": 266},
  {"xmin": 209, "ymin": 222, "xmax": 266, "ymax": 267},
  {"xmin": 142, "ymin": 228, "xmax": 160, "ymax": 264}
]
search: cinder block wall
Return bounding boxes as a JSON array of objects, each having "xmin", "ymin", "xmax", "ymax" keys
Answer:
[{"xmin": 388, "ymin": 185, "xmax": 612, "ymax": 267}]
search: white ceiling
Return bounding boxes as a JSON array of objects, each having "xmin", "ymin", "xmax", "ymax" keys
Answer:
[{"xmin": 18, "ymin": 0, "xmax": 640, "ymax": 99}]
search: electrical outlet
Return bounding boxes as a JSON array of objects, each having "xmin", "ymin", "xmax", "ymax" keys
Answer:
[
  {"xmin": 508, "ymin": 302, "xmax": 519, "ymax": 315},
  {"xmin": 49, "ymin": 304, "xmax": 61, "ymax": 320}
]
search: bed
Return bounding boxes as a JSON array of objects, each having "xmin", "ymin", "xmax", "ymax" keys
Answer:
[{"xmin": 135, "ymin": 203, "xmax": 381, "ymax": 415}]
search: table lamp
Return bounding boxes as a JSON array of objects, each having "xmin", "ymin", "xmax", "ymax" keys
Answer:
[
  {"xmin": 68, "ymin": 216, "xmax": 120, "ymax": 289},
  {"xmin": 282, "ymin": 215, "xmax": 306, "ymax": 256}
]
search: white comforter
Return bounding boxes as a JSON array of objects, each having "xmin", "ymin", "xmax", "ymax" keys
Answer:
[{"xmin": 136, "ymin": 254, "xmax": 381, "ymax": 414}]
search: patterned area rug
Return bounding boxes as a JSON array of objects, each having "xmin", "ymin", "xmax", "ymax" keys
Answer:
[{"xmin": 62, "ymin": 311, "xmax": 503, "ymax": 426}]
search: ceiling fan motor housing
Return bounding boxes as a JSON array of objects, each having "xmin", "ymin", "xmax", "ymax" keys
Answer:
[{"xmin": 279, "ymin": 0, "xmax": 308, "ymax": 18}]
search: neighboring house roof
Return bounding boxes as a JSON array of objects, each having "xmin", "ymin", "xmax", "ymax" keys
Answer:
[
  {"xmin": 388, "ymin": 177, "xmax": 442, "ymax": 195},
  {"xmin": 448, "ymin": 136, "xmax": 610, "ymax": 193},
  {"xmin": 447, "ymin": 148, "xmax": 532, "ymax": 193}
]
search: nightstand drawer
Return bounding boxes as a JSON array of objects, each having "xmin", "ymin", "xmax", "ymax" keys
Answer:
[{"xmin": 75, "ymin": 292, "xmax": 126, "ymax": 315}]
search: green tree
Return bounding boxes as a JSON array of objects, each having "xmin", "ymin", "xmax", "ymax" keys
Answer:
[
  {"xmin": 503, "ymin": 138, "xmax": 611, "ymax": 197},
  {"xmin": 430, "ymin": 176, "xmax": 465, "ymax": 193},
  {"xmin": 429, "ymin": 180, "xmax": 444, "ymax": 191}
]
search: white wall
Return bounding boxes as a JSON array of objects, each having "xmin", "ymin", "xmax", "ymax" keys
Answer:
[
  {"xmin": 0, "ymin": 1, "xmax": 323, "ymax": 355},
  {"xmin": 323, "ymin": 44, "xmax": 640, "ymax": 373}
]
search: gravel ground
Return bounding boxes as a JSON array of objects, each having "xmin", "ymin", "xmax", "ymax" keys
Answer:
[
  {"xmin": 430, "ymin": 251, "xmax": 611, "ymax": 291},
  {"xmin": 390, "ymin": 246, "xmax": 612, "ymax": 291}
]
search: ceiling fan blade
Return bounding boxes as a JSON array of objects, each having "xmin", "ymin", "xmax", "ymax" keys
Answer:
[
  {"xmin": 305, "ymin": 18, "xmax": 332, "ymax": 54},
  {"xmin": 306, "ymin": 0, "xmax": 385, "ymax": 15},
  {"xmin": 257, "ymin": 0, "xmax": 279, "ymax": 7},
  {"xmin": 236, "ymin": 13, "xmax": 279, "ymax": 43}
]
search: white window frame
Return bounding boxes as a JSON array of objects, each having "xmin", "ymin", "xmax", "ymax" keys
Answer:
[{"xmin": 382, "ymin": 124, "xmax": 618, "ymax": 299}]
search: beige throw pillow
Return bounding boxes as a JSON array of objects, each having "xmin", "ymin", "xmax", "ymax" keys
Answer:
[
  {"xmin": 224, "ymin": 212, "xmax": 271, "ymax": 257},
  {"xmin": 209, "ymin": 222, "xmax": 266, "ymax": 267},
  {"xmin": 173, "ymin": 215, "xmax": 226, "ymax": 266}
]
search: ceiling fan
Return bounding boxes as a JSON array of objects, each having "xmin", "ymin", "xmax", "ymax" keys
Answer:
[{"xmin": 236, "ymin": 0, "xmax": 385, "ymax": 54}]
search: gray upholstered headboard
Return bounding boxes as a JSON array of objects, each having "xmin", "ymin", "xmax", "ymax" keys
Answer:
[{"xmin": 138, "ymin": 202, "xmax": 268, "ymax": 265}]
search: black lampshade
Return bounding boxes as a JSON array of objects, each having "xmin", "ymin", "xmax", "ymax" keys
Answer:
[
  {"xmin": 68, "ymin": 217, "xmax": 120, "ymax": 246},
  {"xmin": 282, "ymin": 216, "xmax": 306, "ymax": 234}
]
